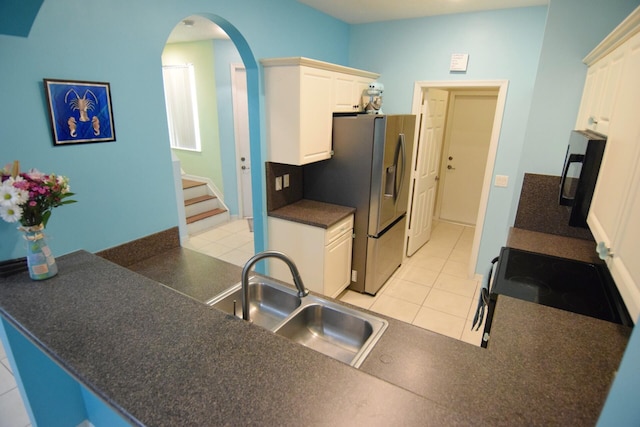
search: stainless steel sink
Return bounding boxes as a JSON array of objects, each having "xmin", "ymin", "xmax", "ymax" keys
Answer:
[
  {"xmin": 206, "ymin": 276, "xmax": 387, "ymax": 368},
  {"xmin": 274, "ymin": 303, "xmax": 382, "ymax": 367},
  {"xmin": 206, "ymin": 279, "xmax": 301, "ymax": 330}
]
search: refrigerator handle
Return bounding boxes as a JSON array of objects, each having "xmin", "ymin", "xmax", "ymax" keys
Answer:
[
  {"xmin": 397, "ymin": 133, "xmax": 406, "ymax": 203},
  {"xmin": 384, "ymin": 133, "xmax": 406, "ymax": 202}
]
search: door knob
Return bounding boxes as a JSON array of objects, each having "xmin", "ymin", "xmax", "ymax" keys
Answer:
[
  {"xmin": 448, "ymin": 156, "xmax": 453, "ymax": 160},
  {"xmin": 447, "ymin": 165, "xmax": 455, "ymax": 170},
  {"xmin": 240, "ymin": 157, "xmax": 246, "ymax": 162},
  {"xmin": 241, "ymin": 165, "xmax": 249, "ymax": 170}
]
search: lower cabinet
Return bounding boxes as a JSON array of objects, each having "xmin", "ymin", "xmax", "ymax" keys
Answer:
[
  {"xmin": 587, "ymin": 31, "xmax": 640, "ymax": 322},
  {"xmin": 267, "ymin": 215, "xmax": 354, "ymax": 298}
]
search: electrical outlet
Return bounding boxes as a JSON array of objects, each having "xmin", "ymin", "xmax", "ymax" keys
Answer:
[
  {"xmin": 494, "ymin": 175, "xmax": 509, "ymax": 187},
  {"xmin": 283, "ymin": 174, "xmax": 290, "ymax": 188},
  {"xmin": 275, "ymin": 176, "xmax": 282, "ymax": 191}
]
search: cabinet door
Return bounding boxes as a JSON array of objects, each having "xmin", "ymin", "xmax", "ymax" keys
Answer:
[
  {"xmin": 324, "ymin": 230, "xmax": 353, "ymax": 298},
  {"xmin": 267, "ymin": 217, "xmax": 325, "ymax": 293},
  {"xmin": 333, "ymin": 73, "xmax": 359, "ymax": 112},
  {"xmin": 594, "ymin": 48, "xmax": 625, "ymax": 135},
  {"xmin": 576, "ymin": 48, "xmax": 625, "ymax": 136},
  {"xmin": 608, "ymin": 157, "xmax": 640, "ymax": 322},
  {"xmin": 588, "ymin": 31, "xmax": 640, "ymax": 321},
  {"xmin": 299, "ymin": 67, "xmax": 334, "ymax": 164},
  {"xmin": 333, "ymin": 73, "xmax": 374, "ymax": 113}
]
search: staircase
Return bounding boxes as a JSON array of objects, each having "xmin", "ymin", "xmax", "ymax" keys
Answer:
[{"xmin": 182, "ymin": 178, "xmax": 229, "ymax": 234}]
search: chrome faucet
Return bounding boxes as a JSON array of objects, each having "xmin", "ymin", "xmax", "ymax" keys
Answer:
[{"xmin": 240, "ymin": 251, "xmax": 309, "ymax": 321}]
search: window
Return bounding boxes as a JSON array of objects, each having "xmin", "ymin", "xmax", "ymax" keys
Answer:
[{"xmin": 161, "ymin": 64, "xmax": 201, "ymax": 151}]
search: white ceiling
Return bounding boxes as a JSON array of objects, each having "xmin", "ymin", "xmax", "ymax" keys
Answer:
[
  {"xmin": 166, "ymin": 15, "xmax": 229, "ymax": 44},
  {"xmin": 296, "ymin": 0, "xmax": 549, "ymax": 24},
  {"xmin": 166, "ymin": 0, "xmax": 549, "ymax": 43}
]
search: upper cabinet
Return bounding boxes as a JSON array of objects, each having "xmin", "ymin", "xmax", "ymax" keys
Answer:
[
  {"xmin": 575, "ymin": 48, "xmax": 625, "ymax": 136},
  {"xmin": 584, "ymin": 8, "xmax": 640, "ymax": 322},
  {"xmin": 261, "ymin": 57, "xmax": 379, "ymax": 165}
]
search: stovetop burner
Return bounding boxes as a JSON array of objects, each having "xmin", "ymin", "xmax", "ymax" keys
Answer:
[{"xmin": 492, "ymin": 247, "xmax": 632, "ymax": 326}]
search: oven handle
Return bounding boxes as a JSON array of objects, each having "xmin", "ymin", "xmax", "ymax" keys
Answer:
[{"xmin": 472, "ymin": 256, "xmax": 499, "ymax": 332}]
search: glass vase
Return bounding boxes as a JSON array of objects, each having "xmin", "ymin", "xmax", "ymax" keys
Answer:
[{"xmin": 21, "ymin": 224, "xmax": 58, "ymax": 280}]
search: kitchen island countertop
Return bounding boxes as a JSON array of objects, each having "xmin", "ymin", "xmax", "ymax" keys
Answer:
[{"xmin": 0, "ymin": 248, "xmax": 632, "ymax": 426}]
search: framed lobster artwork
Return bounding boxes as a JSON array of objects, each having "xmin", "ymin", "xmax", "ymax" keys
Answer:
[{"xmin": 43, "ymin": 79, "xmax": 115, "ymax": 145}]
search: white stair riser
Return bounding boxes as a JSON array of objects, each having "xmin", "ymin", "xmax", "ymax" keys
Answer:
[
  {"xmin": 185, "ymin": 198, "xmax": 221, "ymax": 217},
  {"xmin": 187, "ymin": 211, "xmax": 230, "ymax": 234},
  {"xmin": 183, "ymin": 184, "xmax": 209, "ymax": 200}
]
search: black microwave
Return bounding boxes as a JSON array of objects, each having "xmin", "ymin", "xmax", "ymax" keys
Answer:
[{"xmin": 559, "ymin": 130, "xmax": 607, "ymax": 228}]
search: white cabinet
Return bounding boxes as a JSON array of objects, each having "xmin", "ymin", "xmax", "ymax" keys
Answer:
[
  {"xmin": 333, "ymin": 72, "xmax": 373, "ymax": 112},
  {"xmin": 586, "ymin": 27, "xmax": 640, "ymax": 322},
  {"xmin": 262, "ymin": 57, "xmax": 378, "ymax": 165},
  {"xmin": 267, "ymin": 214, "xmax": 354, "ymax": 298},
  {"xmin": 575, "ymin": 49, "xmax": 625, "ymax": 136}
]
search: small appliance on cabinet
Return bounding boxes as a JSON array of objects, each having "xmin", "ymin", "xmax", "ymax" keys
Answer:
[
  {"xmin": 559, "ymin": 130, "xmax": 607, "ymax": 227},
  {"xmin": 304, "ymin": 113, "xmax": 415, "ymax": 295}
]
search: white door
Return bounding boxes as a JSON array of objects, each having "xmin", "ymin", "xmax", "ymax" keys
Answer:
[
  {"xmin": 231, "ymin": 64, "xmax": 252, "ymax": 218},
  {"xmin": 407, "ymin": 88, "xmax": 448, "ymax": 256},
  {"xmin": 437, "ymin": 91, "xmax": 497, "ymax": 225}
]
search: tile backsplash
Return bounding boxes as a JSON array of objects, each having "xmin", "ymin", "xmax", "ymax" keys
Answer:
[{"xmin": 265, "ymin": 162, "xmax": 303, "ymax": 212}]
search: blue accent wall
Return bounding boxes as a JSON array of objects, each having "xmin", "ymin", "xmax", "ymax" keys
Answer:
[
  {"xmin": 349, "ymin": 7, "xmax": 548, "ymax": 272},
  {"xmin": 513, "ymin": 0, "xmax": 640, "ymax": 223},
  {"xmin": 349, "ymin": 2, "xmax": 640, "ymax": 273},
  {"xmin": 0, "ymin": 0, "xmax": 349, "ymax": 260}
]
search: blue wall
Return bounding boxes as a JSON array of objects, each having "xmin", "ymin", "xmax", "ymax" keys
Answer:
[
  {"xmin": 349, "ymin": 7, "xmax": 547, "ymax": 271},
  {"xmin": 514, "ymin": 0, "xmax": 640, "ymax": 220},
  {"xmin": 349, "ymin": 2, "xmax": 640, "ymax": 271},
  {"xmin": 0, "ymin": 0, "xmax": 349, "ymax": 260}
]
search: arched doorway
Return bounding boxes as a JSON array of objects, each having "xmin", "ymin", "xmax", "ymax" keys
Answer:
[{"xmin": 161, "ymin": 14, "xmax": 265, "ymax": 264}]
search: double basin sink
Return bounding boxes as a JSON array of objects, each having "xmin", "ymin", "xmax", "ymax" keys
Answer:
[{"xmin": 206, "ymin": 277, "xmax": 388, "ymax": 368}]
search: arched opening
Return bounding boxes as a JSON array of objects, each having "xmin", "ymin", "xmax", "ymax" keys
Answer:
[{"xmin": 161, "ymin": 14, "xmax": 264, "ymax": 266}]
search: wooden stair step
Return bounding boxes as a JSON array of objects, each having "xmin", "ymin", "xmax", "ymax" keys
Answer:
[
  {"xmin": 182, "ymin": 179, "xmax": 206, "ymax": 190},
  {"xmin": 184, "ymin": 194, "xmax": 217, "ymax": 206},
  {"xmin": 186, "ymin": 208, "xmax": 227, "ymax": 224}
]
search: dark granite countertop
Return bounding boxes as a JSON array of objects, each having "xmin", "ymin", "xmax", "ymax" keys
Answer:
[
  {"xmin": 0, "ymin": 248, "xmax": 631, "ymax": 426},
  {"xmin": 267, "ymin": 199, "xmax": 355, "ymax": 229},
  {"xmin": 127, "ymin": 247, "xmax": 242, "ymax": 302},
  {"xmin": 507, "ymin": 227, "xmax": 601, "ymax": 263}
]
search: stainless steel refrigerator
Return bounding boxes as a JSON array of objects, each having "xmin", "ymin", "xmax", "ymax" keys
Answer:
[{"xmin": 304, "ymin": 114, "xmax": 415, "ymax": 295}]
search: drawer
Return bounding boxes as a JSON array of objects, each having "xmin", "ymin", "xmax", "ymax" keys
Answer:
[{"xmin": 325, "ymin": 215, "xmax": 354, "ymax": 245}]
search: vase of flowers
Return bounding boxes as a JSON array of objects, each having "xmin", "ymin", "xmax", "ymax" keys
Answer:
[{"xmin": 1, "ymin": 160, "xmax": 76, "ymax": 280}]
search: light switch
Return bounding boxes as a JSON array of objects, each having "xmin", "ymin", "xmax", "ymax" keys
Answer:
[
  {"xmin": 494, "ymin": 175, "xmax": 509, "ymax": 188},
  {"xmin": 283, "ymin": 174, "xmax": 290, "ymax": 188},
  {"xmin": 275, "ymin": 176, "xmax": 282, "ymax": 191}
]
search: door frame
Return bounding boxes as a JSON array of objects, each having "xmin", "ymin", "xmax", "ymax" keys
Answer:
[
  {"xmin": 408, "ymin": 80, "xmax": 508, "ymax": 278},
  {"xmin": 230, "ymin": 62, "xmax": 251, "ymax": 219}
]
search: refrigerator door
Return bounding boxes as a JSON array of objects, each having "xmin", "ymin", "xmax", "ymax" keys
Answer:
[
  {"xmin": 368, "ymin": 115, "xmax": 415, "ymax": 236},
  {"xmin": 365, "ymin": 216, "xmax": 406, "ymax": 294}
]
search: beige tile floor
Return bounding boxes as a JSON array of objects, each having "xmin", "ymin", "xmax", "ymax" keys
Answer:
[
  {"xmin": 182, "ymin": 218, "xmax": 256, "ymax": 267},
  {"xmin": 338, "ymin": 220, "xmax": 486, "ymax": 346},
  {"xmin": 0, "ymin": 219, "xmax": 486, "ymax": 426},
  {"xmin": 0, "ymin": 340, "xmax": 31, "ymax": 427}
]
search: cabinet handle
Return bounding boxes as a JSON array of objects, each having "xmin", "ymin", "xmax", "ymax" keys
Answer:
[{"xmin": 596, "ymin": 241, "xmax": 613, "ymax": 260}]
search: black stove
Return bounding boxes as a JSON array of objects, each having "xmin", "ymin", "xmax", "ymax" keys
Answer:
[{"xmin": 492, "ymin": 247, "xmax": 632, "ymax": 325}]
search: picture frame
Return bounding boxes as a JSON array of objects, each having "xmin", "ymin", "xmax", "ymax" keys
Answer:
[{"xmin": 43, "ymin": 79, "xmax": 116, "ymax": 145}]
